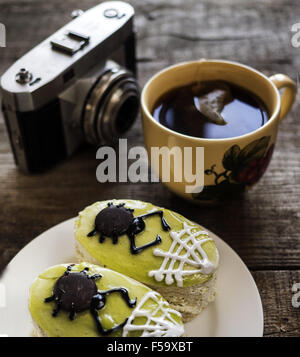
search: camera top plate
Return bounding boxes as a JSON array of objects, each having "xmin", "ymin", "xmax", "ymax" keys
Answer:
[{"xmin": 0, "ymin": 1, "xmax": 134, "ymax": 112}]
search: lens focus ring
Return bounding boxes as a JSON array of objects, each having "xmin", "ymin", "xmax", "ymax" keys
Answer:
[{"xmin": 83, "ymin": 67, "xmax": 139, "ymax": 145}]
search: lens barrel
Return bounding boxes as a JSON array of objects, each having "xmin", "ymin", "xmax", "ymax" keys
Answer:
[{"xmin": 82, "ymin": 67, "xmax": 139, "ymax": 145}]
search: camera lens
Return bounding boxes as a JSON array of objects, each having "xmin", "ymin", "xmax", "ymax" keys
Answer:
[
  {"xmin": 82, "ymin": 66, "xmax": 139, "ymax": 145},
  {"xmin": 115, "ymin": 96, "xmax": 139, "ymax": 135}
]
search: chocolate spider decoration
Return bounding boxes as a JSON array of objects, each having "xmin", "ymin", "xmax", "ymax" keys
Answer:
[
  {"xmin": 44, "ymin": 264, "xmax": 136, "ymax": 335},
  {"xmin": 87, "ymin": 202, "xmax": 171, "ymax": 254}
]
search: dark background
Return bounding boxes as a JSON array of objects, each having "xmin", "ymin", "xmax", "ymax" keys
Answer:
[{"xmin": 0, "ymin": 0, "xmax": 300, "ymax": 336}]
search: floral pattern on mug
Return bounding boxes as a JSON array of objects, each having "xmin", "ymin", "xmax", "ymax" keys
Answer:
[{"xmin": 193, "ymin": 136, "xmax": 274, "ymax": 201}]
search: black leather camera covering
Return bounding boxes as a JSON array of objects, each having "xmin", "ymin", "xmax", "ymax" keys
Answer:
[{"xmin": 3, "ymin": 99, "xmax": 67, "ymax": 173}]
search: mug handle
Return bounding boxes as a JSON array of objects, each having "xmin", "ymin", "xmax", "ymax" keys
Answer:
[{"xmin": 269, "ymin": 74, "xmax": 297, "ymax": 122}]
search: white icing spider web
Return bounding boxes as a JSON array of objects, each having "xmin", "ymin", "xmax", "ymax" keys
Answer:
[
  {"xmin": 122, "ymin": 291, "xmax": 184, "ymax": 337},
  {"xmin": 148, "ymin": 222, "xmax": 216, "ymax": 287}
]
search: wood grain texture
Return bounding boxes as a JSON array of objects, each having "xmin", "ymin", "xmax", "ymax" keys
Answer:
[
  {"xmin": 252, "ymin": 271, "xmax": 300, "ymax": 337},
  {"xmin": 0, "ymin": 0, "xmax": 299, "ymax": 336}
]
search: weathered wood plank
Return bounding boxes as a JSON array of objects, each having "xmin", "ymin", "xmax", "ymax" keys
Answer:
[
  {"xmin": 0, "ymin": 0, "xmax": 299, "ymax": 269},
  {"xmin": 0, "ymin": 0, "xmax": 300, "ymax": 336},
  {"xmin": 252, "ymin": 270, "xmax": 300, "ymax": 336}
]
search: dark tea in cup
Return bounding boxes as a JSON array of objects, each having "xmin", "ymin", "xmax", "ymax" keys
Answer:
[{"xmin": 152, "ymin": 80, "xmax": 269, "ymax": 139}]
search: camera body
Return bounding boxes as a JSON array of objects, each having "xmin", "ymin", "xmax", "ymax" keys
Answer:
[{"xmin": 0, "ymin": 1, "xmax": 138, "ymax": 173}]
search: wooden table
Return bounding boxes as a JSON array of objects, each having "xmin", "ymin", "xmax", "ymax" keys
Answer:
[{"xmin": 0, "ymin": 0, "xmax": 299, "ymax": 337}]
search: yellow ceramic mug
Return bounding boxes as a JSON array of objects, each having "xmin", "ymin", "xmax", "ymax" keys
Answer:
[{"xmin": 141, "ymin": 59, "xmax": 297, "ymax": 203}]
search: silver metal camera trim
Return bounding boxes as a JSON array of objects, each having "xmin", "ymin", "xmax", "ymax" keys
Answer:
[
  {"xmin": 0, "ymin": 1, "xmax": 138, "ymax": 173},
  {"xmin": 99, "ymin": 77, "xmax": 138, "ymax": 140},
  {"xmin": 83, "ymin": 66, "xmax": 138, "ymax": 145},
  {"xmin": 0, "ymin": 1, "xmax": 135, "ymax": 112},
  {"xmin": 83, "ymin": 68, "xmax": 118, "ymax": 144}
]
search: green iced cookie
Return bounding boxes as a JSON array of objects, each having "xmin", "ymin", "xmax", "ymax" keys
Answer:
[
  {"xmin": 29, "ymin": 262, "xmax": 184, "ymax": 337},
  {"xmin": 75, "ymin": 199, "xmax": 219, "ymax": 288}
]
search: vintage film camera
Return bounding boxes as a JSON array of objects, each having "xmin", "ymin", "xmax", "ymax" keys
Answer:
[{"xmin": 0, "ymin": 1, "xmax": 139, "ymax": 173}]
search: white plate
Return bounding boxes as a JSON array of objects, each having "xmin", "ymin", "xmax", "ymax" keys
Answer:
[{"xmin": 0, "ymin": 218, "xmax": 263, "ymax": 337}]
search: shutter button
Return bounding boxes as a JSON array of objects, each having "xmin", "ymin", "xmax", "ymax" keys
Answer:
[{"xmin": 104, "ymin": 8, "xmax": 119, "ymax": 18}]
